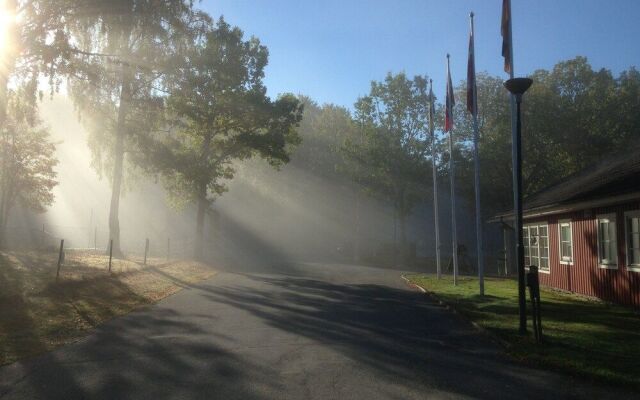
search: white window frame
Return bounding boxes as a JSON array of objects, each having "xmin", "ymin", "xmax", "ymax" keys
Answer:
[
  {"xmin": 523, "ymin": 223, "xmax": 550, "ymax": 274},
  {"xmin": 557, "ymin": 219, "xmax": 574, "ymax": 265},
  {"xmin": 596, "ymin": 213, "xmax": 618, "ymax": 269},
  {"xmin": 624, "ymin": 210, "xmax": 640, "ymax": 272}
]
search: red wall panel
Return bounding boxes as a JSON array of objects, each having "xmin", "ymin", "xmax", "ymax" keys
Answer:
[{"xmin": 524, "ymin": 201, "xmax": 640, "ymax": 308}]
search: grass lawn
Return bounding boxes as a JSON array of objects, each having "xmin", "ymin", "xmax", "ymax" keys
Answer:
[
  {"xmin": 0, "ymin": 249, "xmax": 216, "ymax": 366},
  {"xmin": 406, "ymin": 274, "xmax": 640, "ymax": 388}
]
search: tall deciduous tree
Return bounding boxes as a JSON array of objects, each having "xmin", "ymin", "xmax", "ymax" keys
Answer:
[
  {"xmin": 64, "ymin": 0, "xmax": 199, "ymax": 255},
  {"xmin": 159, "ymin": 18, "xmax": 303, "ymax": 259},
  {"xmin": 343, "ymin": 72, "xmax": 431, "ymax": 262}
]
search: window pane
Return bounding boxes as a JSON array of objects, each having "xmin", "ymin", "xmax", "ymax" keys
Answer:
[
  {"xmin": 561, "ymin": 243, "xmax": 570, "ymax": 258},
  {"xmin": 539, "ymin": 226, "xmax": 548, "ymax": 236},
  {"xmin": 609, "ymin": 220, "xmax": 617, "ymax": 241},
  {"xmin": 540, "ymin": 258, "xmax": 549, "ymax": 269},
  {"xmin": 632, "ymin": 249, "xmax": 640, "ymax": 265},
  {"xmin": 632, "ymin": 217, "xmax": 639, "ymax": 233},
  {"xmin": 540, "ymin": 236, "xmax": 548, "ymax": 248},
  {"xmin": 632, "ymin": 233, "xmax": 640, "ymax": 251},
  {"xmin": 561, "ymin": 225, "xmax": 570, "ymax": 241},
  {"xmin": 600, "ymin": 222, "xmax": 609, "ymax": 241}
]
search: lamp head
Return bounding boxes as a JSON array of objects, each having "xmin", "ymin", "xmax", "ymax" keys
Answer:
[{"xmin": 504, "ymin": 77, "xmax": 533, "ymax": 96}]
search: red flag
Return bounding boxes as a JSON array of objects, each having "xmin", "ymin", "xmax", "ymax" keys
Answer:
[
  {"xmin": 501, "ymin": 0, "xmax": 512, "ymax": 74},
  {"xmin": 467, "ymin": 13, "xmax": 477, "ymax": 116},
  {"xmin": 445, "ymin": 55, "xmax": 454, "ymax": 132}
]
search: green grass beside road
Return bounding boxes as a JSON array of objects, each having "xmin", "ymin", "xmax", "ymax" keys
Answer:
[{"xmin": 406, "ymin": 274, "xmax": 640, "ymax": 388}]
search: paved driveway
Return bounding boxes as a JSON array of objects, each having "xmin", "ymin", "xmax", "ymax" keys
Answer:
[{"xmin": 0, "ymin": 262, "xmax": 633, "ymax": 399}]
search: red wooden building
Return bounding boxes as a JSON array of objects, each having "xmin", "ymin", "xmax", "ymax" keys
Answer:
[{"xmin": 495, "ymin": 148, "xmax": 640, "ymax": 307}]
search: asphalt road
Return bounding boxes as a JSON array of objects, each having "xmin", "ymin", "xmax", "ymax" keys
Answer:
[{"xmin": 0, "ymin": 262, "xmax": 634, "ymax": 399}]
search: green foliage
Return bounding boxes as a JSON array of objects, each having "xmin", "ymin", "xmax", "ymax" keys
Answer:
[
  {"xmin": 0, "ymin": 88, "xmax": 58, "ymax": 240},
  {"xmin": 452, "ymin": 57, "xmax": 640, "ymax": 213},
  {"xmin": 64, "ymin": 0, "xmax": 199, "ymax": 184},
  {"xmin": 342, "ymin": 72, "xmax": 432, "ymax": 241},
  {"xmin": 290, "ymin": 96, "xmax": 356, "ymax": 179},
  {"xmin": 157, "ymin": 17, "xmax": 303, "ymax": 208}
]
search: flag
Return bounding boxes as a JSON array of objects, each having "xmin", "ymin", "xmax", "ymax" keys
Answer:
[
  {"xmin": 467, "ymin": 14, "xmax": 477, "ymax": 116},
  {"xmin": 429, "ymin": 80, "xmax": 435, "ymax": 137},
  {"xmin": 445, "ymin": 56, "xmax": 454, "ymax": 132},
  {"xmin": 501, "ymin": 0, "xmax": 512, "ymax": 74}
]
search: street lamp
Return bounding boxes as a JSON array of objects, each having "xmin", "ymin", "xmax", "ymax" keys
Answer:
[{"xmin": 504, "ymin": 77, "xmax": 533, "ymax": 334}]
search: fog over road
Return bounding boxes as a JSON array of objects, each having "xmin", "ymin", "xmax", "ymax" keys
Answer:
[{"xmin": 0, "ymin": 263, "xmax": 633, "ymax": 399}]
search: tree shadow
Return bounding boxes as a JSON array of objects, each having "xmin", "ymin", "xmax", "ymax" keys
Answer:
[{"xmin": 190, "ymin": 273, "xmax": 628, "ymax": 398}]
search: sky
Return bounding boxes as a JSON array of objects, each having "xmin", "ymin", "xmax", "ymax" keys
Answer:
[{"xmin": 199, "ymin": 0, "xmax": 640, "ymax": 109}]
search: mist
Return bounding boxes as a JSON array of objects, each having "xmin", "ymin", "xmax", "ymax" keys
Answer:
[{"xmin": 3, "ymin": 93, "xmax": 485, "ymax": 275}]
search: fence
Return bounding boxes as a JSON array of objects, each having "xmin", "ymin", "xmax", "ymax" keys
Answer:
[{"xmin": 3, "ymin": 223, "xmax": 201, "ymax": 261}]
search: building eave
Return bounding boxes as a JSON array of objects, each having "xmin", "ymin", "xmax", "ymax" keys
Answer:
[{"xmin": 488, "ymin": 191, "xmax": 640, "ymax": 223}]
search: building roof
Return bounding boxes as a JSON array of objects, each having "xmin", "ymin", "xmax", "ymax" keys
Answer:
[{"xmin": 494, "ymin": 141, "xmax": 640, "ymax": 220}]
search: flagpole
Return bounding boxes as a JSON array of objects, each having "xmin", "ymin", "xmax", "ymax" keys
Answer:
[
  {"xmin": 429, "ymin": 79, "xmax": 441, "ymax": 280},
  {"xmin": 446, "ymin": 54, "xmax": 459, "ymax": 286},
  {"xmin": 469, "ymin": 12, "xmax": 485, "ymax": 296}
]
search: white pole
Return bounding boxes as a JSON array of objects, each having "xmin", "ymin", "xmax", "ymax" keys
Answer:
[
  {"xmin": 470, "ymin": 12, "xmax": 485, "ymax": 295},
  {"xmin": 429, "ymin": 79, "xmax": 441, "ymax": 279},
  {"xmin": 447, "ymin": 55, "xmax": 459, "ymax": 285},
  {"xmin": 449, "ymin": 121, "xmax": 458, "ymax": 285}
]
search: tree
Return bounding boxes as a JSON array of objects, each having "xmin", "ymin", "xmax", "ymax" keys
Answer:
[
  {"xmin": 64, "ymin": 0, "xmax": 199, "ymax": 255},
  {"xmin": 158, "ymin": 18, "xmax": 303, "ymax": 260},
  {"xmin": 450, "ymin": 57, "xmax": 640, "ymax": 214},
  {"xmin": 0, "ymin": 0, "xmax": 74, "ymax": 247},
  {"xmin": 343, "ymin": 72, "xmax": 431, "ymax": 262},
  {"xmin": 0, "ymin": 0, "xmax": 74, "ymax": 129},
  {"xmin": 0, "ymin": 87, "xmax": 57, "ymax": 246}
]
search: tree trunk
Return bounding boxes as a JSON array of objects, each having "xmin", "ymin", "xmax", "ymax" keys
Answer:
[
  {"xmin": 107, "ymin": 68, "xmax": 132, "ymax": 257},
  {"xmin": 194, "ymin": 134, "xmax": 212, "ymax": 261},
  {"xmin": 194, "ymin": 183, "xmax": 207, "ymax": 261}
]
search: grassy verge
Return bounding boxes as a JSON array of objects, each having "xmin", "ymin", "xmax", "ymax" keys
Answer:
[
  {"xmin": 0, "ymin": 249, "xmax": 216, "ymax": 366},
  {"xmin": 406, "ymin": 274, "xmax": 640, "ymax": 388}
]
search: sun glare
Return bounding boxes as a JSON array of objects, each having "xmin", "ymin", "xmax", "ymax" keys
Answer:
[{"xmin": 0, "ymin": 0, "xmax": 17, "ymax": 54}]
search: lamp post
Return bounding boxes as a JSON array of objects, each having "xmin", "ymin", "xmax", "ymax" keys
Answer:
[{"xmin": 504, "ymin": 77, "xmax": 533, "ymax": 334}]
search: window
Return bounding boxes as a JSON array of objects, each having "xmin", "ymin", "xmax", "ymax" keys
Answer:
[
  {"xmin": 523, "ymin": 223, "xmax": 549, "ymax": 272},
  {"xmin": 558, "ymin": 220, "xmax": 573, "ymax": 264},
  {"xmin": 625, "ymin": 211, "xmax": 640, "ymax": 270},
  {"xmin": 597, "ymin": 214, "xmax": 618, "ymax": 268}
]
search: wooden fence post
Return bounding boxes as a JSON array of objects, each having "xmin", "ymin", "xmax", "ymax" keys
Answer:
[
  {"xmin": 144, "ymin": 238, "xmax": 149, "ymax": 265},
  {"xmin": 56, "ymin": 239, "xmax": 64, "ymax": 282},
  {"xmin": 108, "ymin": 239, "xmax": 113, "ymax": 272}
]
